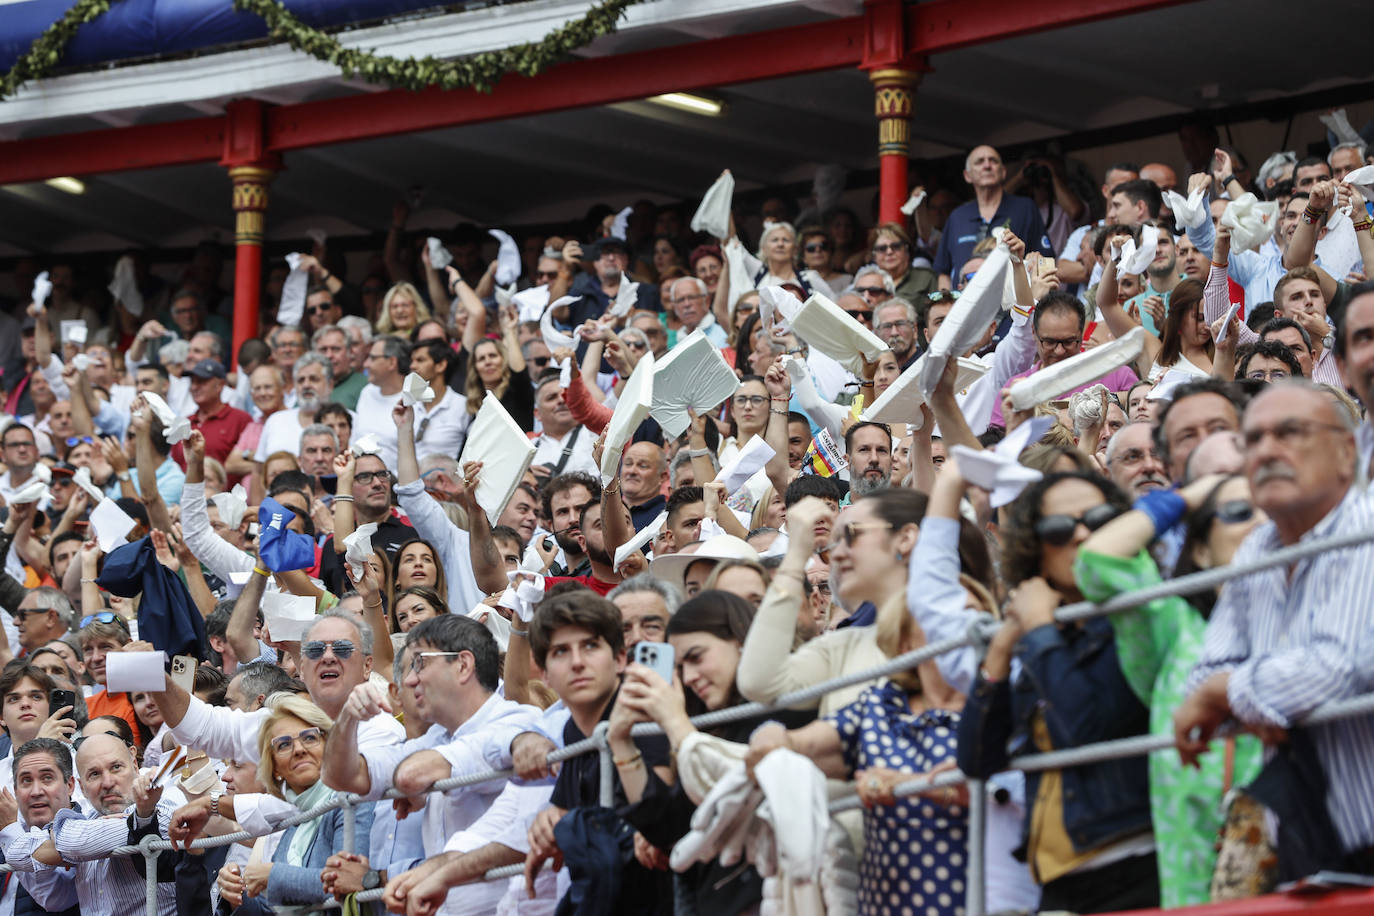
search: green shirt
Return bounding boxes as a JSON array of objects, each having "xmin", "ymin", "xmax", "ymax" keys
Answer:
[
  {"xmin": 1074, "ymin": 548, "xmax": 1262, "ymax": 907},
  {"xmin": 330, "ymin": 371, "xmax": 367, "ymax": 411}
]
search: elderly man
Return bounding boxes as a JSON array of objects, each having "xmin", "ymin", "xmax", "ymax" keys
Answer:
[
  {"xmin": 313, "ymin": 324, "xmax": 367, "ymax": 410},
  {"xmin": 352, "ymin": 336, "xmax": 408, "ymax": 469},
  {"xmin": 530, "ymin": 375, "xmax": 598, "ymax": 478},
  {"xmin": 564, "ymin": 237, "xmax": 661, "ymax": 323},
  {"xmin": 337, "ymin": 317, "xmax": 374, "ymax": 377},
  {"xmin": 1105, "ymin": 422, "xmax": 1170, "ymax": 498},
  {"xmin": 934, "ymin": 144, "xmax": 1052, "ymax": 289},
  {"xmin": 255, "ymin": 352, "xmax": 337, "ymax": 464},
  {"xmin": 618, "ymin": 442, "xmax": 668, "ymax": 531},
  {"xmin": 268, "ymin": 326, "xmax": 307, "ymax": 390},
  {"xmin": 873, "ymin": 298, "xmax": 920, "ymax": 369},
  {"xmin": 3, "ymin": 733, "xmax": 179, "ymax": 916},
  {"xmin": 668, "ymin": 277, "xmax": 726, "ymax": 346},
  {"xmin": 607, "ymin": 573, "xmax": 681, "ymax": 651},
  {"xmin": 14, "ymin": 588, "xmax": 75, "ymax": 656},
  {"xmin": 1176, "ymin": 381, "xmax": 1374, "ymax": 875}
]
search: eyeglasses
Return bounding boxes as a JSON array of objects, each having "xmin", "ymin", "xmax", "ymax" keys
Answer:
[
  {"xmin": 80, "ymin": 611, "xmax": 130, "ymax": 632},
  {"xmin": 3, "ymin": 439, "xmax": 34, "ymax": 450},
  {"xmin": 1241, "ymin": 418, "xmax": 1349, "ymax": 449},
  {"xmin": 1034, "ymin": 504, "xmax": 1123, "ymax": 546},
  {"xmin": 826, "ymin": 521, "xmax": 893, "ymax": 552},
  {"xmin": 732, "ymin": 395, "xmax": 767, "ymax": 408},
  {"xmin": 536, "ymin": 270, "xmax": 560, "ymax": 281},
  {"xmin": 301, "ymin": 639, "xmax": 356, "ymax": 661},
  {"xmin": 409, "ymin": 651, "xmax": 464, "ymax": 674},
  {"xmin": 872, "ymin": 242, "xmax": 907, "ymax": 255},
  {"xmin": 804, "ymin": 243, "xmax": 831, "ymax": 253},
  {"xmin": 875, "ymin": 320, "xmax": 914, "ymax": 334},
  {"xmin": 1207, "ymin": 499, "xmax": 1256, "ymax": 525},
  {"xmin": 354, "ymin": 470, "xmax": 390, "ymax": 485},
  {"xmin": 856, "ymin": 286, "xmax": 889, "ymax": 300},
  {"xmin": 1036, "ymin": 334, "xmax": 1081, "ymax": 352},
  {"xmin": 531, "ymin": 357, "xmax": 551, "ymax": 367},
  {"xmin": 270, "ymin": 727, "xmax": 325, "ymax": 757},
  {"xmin": 65, "ymin": 436, "xmax": 95, "ymax": 448}
]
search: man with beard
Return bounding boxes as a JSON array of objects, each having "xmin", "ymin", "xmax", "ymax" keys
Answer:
[
  {"xmin": 872, "ymin": 299, "xmax": 920, "ymax": 369},
  {"xmin": 617, "ymin": 442, "xmax": 667, "ymax": 531},
  {"xmin": 843, "ymin": 422, "xmax": 893, "ymax": 500},
  {"xmin": 544, "ymin": 500, "xmax": 627, "ymax": 595},
  {"xmin": 540, "ymin": 473, "xmax": 601, "ymax": 577},
  {"xmin": 1123, "ymin": 218, "xmax": 1186, "ymax": 336},
  {"xmin": 0, "ymin": 738, "xmax": 81, "ymax": 916},
  {"xmin": 254, "ymin": 352, "xmax": 338, "ymax": 465},
  {"xmin": 3, "ymin": 734, "xmax": 179, "ymax": 916},
  {"xmin": 1105, "ymin": 422, "xmax": 1171, "ymax": 498}
]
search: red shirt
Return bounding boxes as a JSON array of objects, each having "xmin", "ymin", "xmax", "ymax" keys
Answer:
[
  {"xmin": 172, "ymin": 400, "xmax": 253, "ymax": 468},
  {"xmin": 544, "ymin": 574, "xmax": 618, "ymax": 596}
]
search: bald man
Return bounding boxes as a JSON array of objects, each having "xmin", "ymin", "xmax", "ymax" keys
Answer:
[{"xmin": 619, "ymin": 441, "xmax": 668, "ymax": 530}]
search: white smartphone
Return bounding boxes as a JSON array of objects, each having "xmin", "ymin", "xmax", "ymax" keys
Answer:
[
  {"xmin": 631, "ymin": 641, "xmax": 675, "ymax": 684},
  {"xmin": 171, "ymin": 655, "xmax": 197, "ymax": 695}
]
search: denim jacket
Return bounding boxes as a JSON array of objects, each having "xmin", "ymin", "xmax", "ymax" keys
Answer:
[{"xmin": 957, "ymin": 616, "xmax": 1152, "ymax": 857}]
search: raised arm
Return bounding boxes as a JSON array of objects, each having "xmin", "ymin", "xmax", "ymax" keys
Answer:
[
  {"xmin": 927, "ymin": 356, "xmax": 981, "ymax": 452},
  {"xmin": 762, "ymin": 357, "xmax": 795, "ymax": 499},
  {"xmin": 419, "ymin": 246, "xmax": 452, "ymax": 326},
  {"xmin": 331, "ymin": 450, "xmax": 358, "ymax": 553},
  {"xmin": 131, "ymin": 397, "xmax": 175, "ymax": 535},
  {"xmin": 1285, "ymin": 180, "xmax": 1330, "ymax": 271},
  {"xmin": 1096, "ymin": 258, "xmax": 1160, "ymax": 378},
  {"xmin": 450, "ymin": 268, "xmax": 489, "ymax": 353},
  {"xmin": 459, "ymin": 461, "xmax": 507, "ymax": 596},
  {"xmin": 228, "ymin": 567, "xmax": 268, "ymax": 667}
]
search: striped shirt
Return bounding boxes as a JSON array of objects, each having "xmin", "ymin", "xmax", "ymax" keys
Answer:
[{"xmin": 1188, "ymin": 487, "xmax": 1374, "ymax": 852}]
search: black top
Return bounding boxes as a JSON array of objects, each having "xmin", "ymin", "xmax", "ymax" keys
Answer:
[
  {"xmin": 628, "ymin": 493, "xmax": 667, "ymax": 532},
  {"xmin": 495, "ymin": 367, "xmax": 536, "ymax": 433},
  {"xmin": 317, "ymin": 514, "xmax": 415, "ymax": 595}
]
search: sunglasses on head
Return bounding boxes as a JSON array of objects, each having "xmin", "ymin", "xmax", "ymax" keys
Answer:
[
  {"xmin": 1034, "ymin": 503, "xmax": 1123, "ymax": 546},
  {"xmin": 80, "ymin": 611, "xmax": 130, "ymax": 632},
  {"xmin": 301, "ymin": 639, "xmax": 356, "ymax": 661},
  {"xmin": 65, "ymin": 436, "xmax": 95, "ymax": 448}
]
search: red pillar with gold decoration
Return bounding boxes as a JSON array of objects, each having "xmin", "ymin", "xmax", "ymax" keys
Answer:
[
  {"xmin": 869, "ymin": 66, "xmax": 925, "ymax": 225},
  {"xmin": 221, "ymin": 99, "xmax": 282, "ymax": 363}
]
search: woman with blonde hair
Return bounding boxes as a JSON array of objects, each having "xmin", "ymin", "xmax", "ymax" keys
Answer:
[
  {"xmin": 463, "ymin": 308, "xmax": 532, "ymax": 428},
  {"xmin": 375, "ymin": 281, "xmax": 432, "ymax": 336}
]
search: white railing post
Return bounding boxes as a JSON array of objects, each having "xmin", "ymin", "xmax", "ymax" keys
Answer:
[
  {"xmin": 964, "ymin": 778, "xmax": 986, "ymax": 916},
  {"xmin": 341, "ymin": 795, "xmax": 357, "ymax": 854},
  {"xmin": 139, "ymin": 833, "xmax": 160, "ymax": 916},
  {"xmin": 593, "ymin": 721, "xmax": 614, "ymax": 808}
]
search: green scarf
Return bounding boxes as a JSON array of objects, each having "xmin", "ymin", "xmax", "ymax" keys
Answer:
[{"xmin": 283, "ymin": 779, "xmax": 336, "ymax": 867}]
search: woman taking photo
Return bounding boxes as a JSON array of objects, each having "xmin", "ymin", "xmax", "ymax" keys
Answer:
[{"xmin": 957, "ymin": 471, "xmax": 1157, "ymax": 914}]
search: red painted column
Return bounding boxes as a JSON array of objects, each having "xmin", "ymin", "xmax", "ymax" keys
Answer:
[
  {"xmin": 221, "ymin": 99, "xmax": 282, "ymax": 363},
  {"xmin": 870, "ymin": 66, "xmax": 925, "ymax": 225}
]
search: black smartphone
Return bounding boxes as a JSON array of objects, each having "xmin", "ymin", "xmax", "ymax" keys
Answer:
[
  {"xmin": 542, "ymin": 536, "xmax": 555, "ymax": 552},
  {"xmin": 317, "ymin": 474, "xmax": 338, "ymax": 496},
  {"xmin": 49, "ymin": 689, "xmax": 76, "ymax": 717}
]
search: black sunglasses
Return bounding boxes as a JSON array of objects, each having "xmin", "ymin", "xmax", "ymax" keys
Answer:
[
  {"xmin": 1208, "ymin": 499, "xmax": 1255, "ymax": 525},
  {"xmin": 1034, "ymin": 503, "xmax": 1123, "ymax": 546},
  {"xmin": 301, "ymin": 639, "xmax": 356, "ymax": 661}
]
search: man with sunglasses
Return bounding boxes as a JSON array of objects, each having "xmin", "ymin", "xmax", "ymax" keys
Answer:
[
  {"xmin": 872, "ymin": 298, "xmax": 921, "ymax": 369},
  {"xmin": 323, "ymin": 616, "xmax": 539, "ymax": 909}
]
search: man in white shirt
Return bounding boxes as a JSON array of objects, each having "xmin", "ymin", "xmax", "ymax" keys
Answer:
[
  {"xmin": 530, "ymin": 376, "xmax": 597, "ymax": 478},
  {"xmin": 352, "ymin": 336, "xmax": 408, "ymax": 468},
  {"xmin": 255, "ymin": 353, "xmax": 342, "ymax": 464},
  {"xmin": 410, "ymin": 339, "xmax": 470, "ymax": 461}
]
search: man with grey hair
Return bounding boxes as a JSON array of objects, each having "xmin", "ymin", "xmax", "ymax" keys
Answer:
[
  {"xmin": 669, "ymin": 276, "xmax": 726, "ymax": 345},
  {"xmin": 1328, "ymin": 141, "xmax": 1367, "ymax": 182},
  {"xmin": 872, "ymin": 296, "xmax": 921, "ymax": 368},
  {"xmin": 669, "ymin": 448, "xmax": 715, "ymax": 489},
  {"xmin": 1183, "ymin": 430, "xmax": 1245, "ymax": 482},
  {"xmin": 852, "ymin": 264, "xmax": 897, "ymax": 302},
  {"xmin": 14, "ymin": 587, "xmax": 75, "ymax": 655},
  {"xmin": 254, "ymin": 351, "xmax": 342, "ymax": 464},
  {"xmin": 314, "ymin": 324, "xmax": 367, "ymax": 410},
  {"xmin": 609, "ymin": 573, "xmax": 682, "ymax": 650},
  {"xmin": 269, "ymin": 325, "xmax": 307, "ymax": 386},
  {"xmin": 1104, "ymin": 422, "xmax": 1170, "ymax": 498},
  {"xmin": 299, "ymin": 423, "xmax": 339, "ymax": 499},
  {"xmin": 352, "ymin": 336, "xmax": 409, "ymax": 469},
  {"xmin": 337, "ymin": 315, "xmax": 375, "ymax": 376}
]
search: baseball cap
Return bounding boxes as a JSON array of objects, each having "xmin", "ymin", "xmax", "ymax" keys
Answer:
[{"xmin": 189, "ymin": 358, "xmax": 227, "ymax": 380}]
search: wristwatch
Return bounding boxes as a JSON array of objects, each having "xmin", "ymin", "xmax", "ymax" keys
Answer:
[
  {"xmin": 362, "ymin": 870, "xmax": 382, "ymax": 890},
  {"xmin": 209, "ymin": 791, "xmax": 221, "ymax": 819},
  {"xmin": 117, "ymin": 471, "xmax": 131, "ymax": 482}
]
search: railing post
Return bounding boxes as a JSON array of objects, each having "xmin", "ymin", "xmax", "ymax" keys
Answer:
[
  {"xmin": 965, "ymin": 778, "xmax": 986, "ymax": 916},
  {"xmin": 139, "ymin": 834, "xmax": 159, "ymax": 916},
  {"xmin": 592, "ymin": 721, "xmax": 614, "ymax": 808},
  {"xmin": 341, "ymin": 796, "xmax": 357, "ymax": 854}
]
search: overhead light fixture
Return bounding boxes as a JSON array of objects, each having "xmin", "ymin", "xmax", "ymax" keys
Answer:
[
  {"xmin": 45, "ymin": 177, "xmax": 85, "ymax": 195},
  {"xmin": 647, "ymin": 92, "xmax": 724, "ymax": 117}
]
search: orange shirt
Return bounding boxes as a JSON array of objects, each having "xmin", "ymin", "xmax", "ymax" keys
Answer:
[{"xmin": 87, "ymin": 689, "xmax": 143, "ymax": 748}]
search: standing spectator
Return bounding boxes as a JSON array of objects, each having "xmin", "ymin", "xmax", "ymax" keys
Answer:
[{"xmin": 934, "ymin": 144, "xmax": 1052, "ymax": 289}]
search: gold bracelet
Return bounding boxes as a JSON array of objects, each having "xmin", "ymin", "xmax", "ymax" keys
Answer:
[
  {"xmin": 253, "ymin": 567, "xmax": 270, "ymax": 578},
  {"xmin": 613, "ymin": 750, "xmax": 643, "ymax": 768}
]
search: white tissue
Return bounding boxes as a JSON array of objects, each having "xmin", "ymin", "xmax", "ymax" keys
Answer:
[
  {"xmin": 1220, "ymin": 194, "xmax": 1279, "ymax": 253},
  {"xmin": 1163, "ymin": 188, "xmax": 1208, "ymax": 230},
  {"xmin": 757, "ymin": 285, "xmax": 801, "ymax": 333},
  {"xmin": 1342, "ymin": 166, "xmax": 1374, "ymax": 207},
  {"xmin": 540, "ymin": 296, "xmax": 582, "ymax": 353},
  {"xmin": 6, "ymin": 479, "xmax": 48, "ymax": 505},
  {"xmin": 949, "ymin": 415, "xmax": 1054, "ymax": 508},
  {"xmin": 557, "ymin": 358, "xmax": 573, "ymax": 389},
  {"xmin": 459, "ymin": 392, "xmax": 536, "ymax": 525},
  {"xmin": 1320, "ymin": 108, "xmax": 1363, "ymax": 146},
  {"xmin": 71, "ymin": 354, "xmax": 90, "ymax": 372},
  {"xmin": 279, "ymin": 253, "xmax": 308, "ymax": 326},
  {"xmin": 343, "ymin": 522, "xmax": 378, "ymax": 581},
  {"xmin": 722, "ymin": 237, "xmax": 756, "ymax": 302},
  {"xmin": 788, "ymin": 292, "xmax": 890, "ymax": 376},
  {"xmin": 610, "ymin": 206, "xmax": 633, "ymax": 241},
  {"xmin": 140, "ymin": 391, "xmax": 192, "ymax": 444},
  {"xmin": 108, "ymin": 256, "xmax": 144, "ymax": 317},
  {"xmin": 72, "ymin": 466, "xmax": 106, "ymax": 504},
  {"xmin": 900, "ymin": 189, "xmax": 927, "ymax": 216},
  {"xmin": 351, "ymin": 433, "xmax": 382, "ymax": 457},
  {"xmin": 690, "ymin": 170, "xmax": 734, "ymax": 240},
  {"xmin": 90, "ymin": 497, "xmax": 137, "ymax": 551},
  {"xmin": 1116, "ymin": 224, "xmax": 1159, "ymax": 275},
  {"xmin": 466, "ymin": 604, "xmax": 512, "ymax": 653},
  {"xmin": 427, "ymin": 237, "xmax": 453, "ymax": 270},
  {"xmin": 714, "ymin": 436, "xmax": 775, "ymax": 496},
  {"xmin": 30, "ymin": 272, "xmax": 50, "ymax": 310},
  {"xmin": 1147, "ymin": 367, "xmax": 1194, "ymax": 403},
  {"xmin": 211, "ymin": 484, "xmax": 249, "ymax": 530},
  {"xmin": 494, "ymin": 283, "xmax": 517, "ymax": 312},
  {"xmin": 606, "ymin": 273, "xmax": 640, "ymax": 320},
  {"xmin": 489, "ymin": 230, "xmax": 521, "ymax": 286},
  {"xmin": 401, "ymin": 372, "xmax": 435, "ymax": 407}
]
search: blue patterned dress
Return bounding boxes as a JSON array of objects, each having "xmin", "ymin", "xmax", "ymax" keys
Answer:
[{"xmin": 829, "ymin": 681, "xmax": 968, "ymax": 916}]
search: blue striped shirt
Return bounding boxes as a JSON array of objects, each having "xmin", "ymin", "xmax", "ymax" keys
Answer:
[{"xmin": 1188, "ymin": 487, "xmax": 1374, "ymax": 851}]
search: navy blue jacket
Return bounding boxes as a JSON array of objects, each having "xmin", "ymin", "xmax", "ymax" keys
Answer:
[{"xmin": 957, "ymin": 617, "xmax": 1151, "ymax": 857}]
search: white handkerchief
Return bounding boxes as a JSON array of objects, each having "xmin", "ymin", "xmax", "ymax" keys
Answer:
[
  {"xmin": 31, "ymin": 272, "xmax": 50, "ymax": 310},
  {"xmin": 722, "ymin": 237, "xmax": 756, "ymax": 302},
  {"xmin": 917, "ymin": 247, "xmax": 1012, "ymax": 402},
  {"xmin": 211, "ymin": 484, "xmax": 249, "ymax": 530},
  {"xmin": 466, "ymin": 604, "xmax": 512, "ymax": 653},
  {"xmin": 140, "ymin": 391, "xmax": 191, "ymax": 444},
  {"xmin": 105, "ymin": 652, "xmax": 166, "ymax": 693},
  {"xmin": 600, "ymin": 352, "xmax": 655, "ymax": 485},
  {"xmin": 31, "ymin": 464, "xmax": 50, "ymax": 485},
  {"xmin": 1116, "ymin": 224, "xmax": 1159, "ymax": 275},
  {"xmin": 5, "ymin": 479, "xmax": 48, "ymax": 505},
  {"xmin": 540, "ymin": 296, "xmax": 581, "ymax": 353},
  {"xmin": 72, "ymin": 466, "xmax": 106, "ymax": 504},
  {"xmin": 615, "ymin": 510, "xmax": 667, "ymax": 571},
  {"xmin": 459, "ymin": 391, "xmax": 537, "ymax": 525},
  {"xmin": 60, "ymin": 320, "xmax": 87, "ymax": 345},
  {"xmin": 1008, "ymin": 326, "xmax": 1144, "ymax": 411},
  {"xmin": 650, "ymin": 330, "xmax": 741, "ymax": 438},
  {"xmin": 714, "ymin": 437, "xmax": 776, "ymax": 496},
  {"xmin": 757, "ymin": 285, "xmax": 800, "ymax": 336},
  {"xmin": 900, "ymin": 189, "xmax": 927, "ymax": 216},
  {"xmin": 489, "ymin": 230, "xmax": 521, "ymax": 286},
  {"xmin": 261, "ymin": 592, "xmax": 317, "ymax": 642},
  {"xmin": 343, "ymin": 522, "xmax": 378, "ymax": 580},
  {"xmin": 690, "ymin": 170, "xmax": 735, "ymax": 239},
  {"xmin": 108, "ymin": 255, "xmax": 144, "ymax": 317},
  {"xmin": 502, "ymin": 570, "xmax": 546, "ymax": 623},
  {"xmin": 306, "ymin": 227, "xmax": 328, "ymax": 246},
  {"xmin": 520, "ymin": 541, "xmax": 545, "ymax": 573},
  {"xmin": 949, "ymin": 416, "xmax": 1054, "ymax": 508},
  {"xmin": 427, "ymin": 237, "xmax": 453, "ymax": 270},
  {"xmin": 1147, "ymin": 367, "xmax": 1194, "ymax": 403},
  {"xmin": 513, "ymin": 285, "xmax": 551, "ymax": 323},
  {"xmin": 1320, "ymin": 108, "xmax": 1363, "ymax": 145},
  {"xmin": 494, "ymin": 283, "xmax": 517, "ymax": 311},
  {"xmin": 401, "ymin": 372, "xmax": 435, "ymax": 407},
  {"xmin": 1220, "ymin": 194, "xmax": 1279, "ymax": 253},
  {"xmin": 863, "ymin": 355, "xmax": 987, "ymax": 426},
  {"xmin": 610, "ymin": 206, "xmax": 633, "ymax": 241},
  {"xmin": 788, "ymin": 292, "xmax": 890, "ymax": 375},
  {"xmin": 1343, "ymin": 166, "xmax": 1374, "ymax": 206},
  {"xmin": 351, "ymin": 433, "xmax": 382, "ymax": 456},
  {"xmin": 71, "ymin": 354, "xmax": 90, "ymax": 371},
  {"xmin": 607, "ymin": 274, "xmax": 639, "ymax": 319},
  {"xmin": 279, "ymin": 253, "xmax": 308, "ymax": 327},
  {"xmin": 1163, "ymin": 188, "xmax": 1208, "ymax": 229},
  {"xmin": 90, "ymin": 497, "xmax": 137, "ymax": 552},
  {"xmin": 557, "ymin": 358, "xmax": 573, "ymax": 389},
  {"xmin": 1215, "ymin": 298, "xmax": 1242, "ymax": 344}
]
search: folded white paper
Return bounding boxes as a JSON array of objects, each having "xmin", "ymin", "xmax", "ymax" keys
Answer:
[
  {"xmin": 714, "ymin": 436, "xmax": 776, "ymax": 496},
  {"xmin": 918, "ymin": 247, "xmax": 1013, "ymax": 401},
  {"xmin": 500, "ymin": 570, "xmax": 547, "ymax": 623},
  {"xmin": 949, "ymin": 415, "xmax": 1054, "ymax": 508},
  {"xmin": 460, "ymin": 391, "xmax": 537, "ymax": 525},
  {"xmin": 401, "ymin": 372, "xmax": 435, "ymax": 407},
  {"xmin": 900, "ymin": 189, "xmax": 927, "ymax": 216},
  {"xmin": 90, "ymin": 497, "xmax": 137, "ymax": 552},
  {"xmin": 105, "ymin": 651, "xmax": 166, "ymax": 693},
  {"xmin": 262, "ymin": 592, "xmax": 317, "ymax": 642},
  {"xmin": 1147, "ymin": 367, "xmax": 1195, "ymax": 402},
  {"xmin": 108, "ymin": 255, "xmax": 144, "ymax": 317},
  {"xmin": 1008, "ymin": 326, "xmax": 1144, "ymax": 411},
  {"xmin": 72, "ymin": 466, "xmax": 106, "ymax": 504},
  {"xmin": 615, "ymin": 510, "xmax": 667, "ymax": 571},
  {"xmin": 1117, "ymin": 224, "xmax": 1159, "ymax": 275},
  {"xmin": 757, "ymin": 285, "xmax": 801, "ymax": 334},
  {"xmin": 279, "ymin": 253, "xmax": 308, "ymax": 327},
  {"xmin": 1163, "ymin": 188, "xmax": 1208, "ymax": 229},
  {"xmin": 140, "ymin": 391, "xmax": 191, "ymax": 445},
  {"xmin": 466, "ymin": 604, "xmax": 512, "ymax": 653},
  {"xmin": 60, "ymin": 320, "xmax": 87, "ymax": 345},
  {"xmin": 343, "ymin": 522, "xmax": 378, "ymax": 580},
  {"xmin": 600, "ymin": 352, "xmax": 655, "ymax": 485},
  {"xmin": 649, "ymin": 330, "xmax": 741, "ymax": 438},
  {"xmin": 211, "ymin": 483, "xmax": 249, "ymax": 530},
  {"xmin": 610, "ymin": 206, "xmax": 633, "ymax": 241},
  {"xmin": 863, "ymin": 355, "xmax": 988, "ymax": 426},
  {"xmin": 489, "ymin": 229, "xmax": 521, "ymax": 286},
  {"xmin": 607, "ymin": 274, "xmax": 639, "ymax": 319},
  {"xmin": 789, "ymin": 292, "xmax": 890, "ymax": 375},
  {"xmin": 351, "ymin": 433, "xmax": 382, "ymax": 457},
  {"xmin": 1220, "ymin": 194, "xmax": 1279, "ymax": 253},
  {"xmin": 1215, "ymin": 298, "xmax": 1242, "ymax": 344},
  {"xmin": 5, "ymin": 479, "xmax": 48, "ymax": 505},
  {"xmin": 540, "ymin": 296, "xmax": 582, "ymax": 353},
  {"xmin": 427, "ymin": 237, "xmax": 453, "ymax": 270},
  {"xmin": 31, "ymin": 272, "xmax": 50, "ymax": 310},
  {"xmin": 31, "ymin": 464, "xmax": 50, "ymax": 485},
  {"xmin": 690, "ymin": 170, "xmax": 734, "ymax": 240},
  {"xmin": 512, "ymin": 285, "xmax": 551, "ymax": 323}
]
